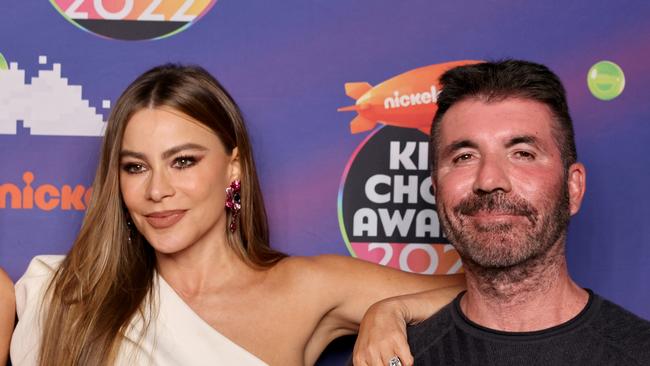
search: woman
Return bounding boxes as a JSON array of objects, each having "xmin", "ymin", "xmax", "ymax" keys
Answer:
[
  {"xmin": 11, "ymin": 64, "xmax": 462, "ymax": 366},
  {"xmin": 0, "ymin": 267, "xmax": 14, "ymax": 365}
]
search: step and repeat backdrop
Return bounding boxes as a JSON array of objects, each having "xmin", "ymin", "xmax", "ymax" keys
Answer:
[{"xmin": 1, "ymin": 1, "xmax": 649, "ymax": 363}]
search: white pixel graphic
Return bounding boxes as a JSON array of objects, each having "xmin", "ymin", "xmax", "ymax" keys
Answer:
[{"xmin": 0, "ymin": 60, "xmax": 107, "ymax": 136}]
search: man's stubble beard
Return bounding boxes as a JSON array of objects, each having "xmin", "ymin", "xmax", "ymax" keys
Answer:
[{"xmin": 438, "ymin": 176, "xmax": 571, "ymax": 298}]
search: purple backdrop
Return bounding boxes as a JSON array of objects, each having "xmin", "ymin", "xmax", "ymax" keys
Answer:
[{"xmin": 1, "ymin": 1, "xmax": 649, "ymax": 363}]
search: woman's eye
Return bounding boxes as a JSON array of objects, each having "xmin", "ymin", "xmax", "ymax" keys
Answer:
[
  {"xmin": 173, "ymin": 156, "xmax": 197, "ymax": 169},
  {"xmin": 122, "ymin": 163, "xmax": 146, "ymax": 174}
]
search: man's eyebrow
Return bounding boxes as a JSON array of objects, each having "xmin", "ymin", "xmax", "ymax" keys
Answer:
[
  {"xmin": 441, "ymin": 139, "xmax": 478, "ymax": 158},
  {"xmin": 505, "ymin": 135, "xmax": 540, "ymax": 148},
  {"xmin": 119, "ymin": 143, "xmax": 208, "ymax": 160}
]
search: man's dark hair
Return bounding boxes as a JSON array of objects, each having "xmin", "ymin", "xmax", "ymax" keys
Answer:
[{"xmin": 429, "ymin": 59, "xmax": 577, "ymax": 173}]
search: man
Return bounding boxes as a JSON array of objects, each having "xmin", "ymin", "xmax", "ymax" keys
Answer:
[{"xmin": 401, "ymin": 60, "xmax": 650, "ymax": 365}]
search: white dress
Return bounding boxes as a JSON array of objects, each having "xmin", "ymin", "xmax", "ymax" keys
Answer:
[{"xmin": 11, "ymin": 255, "xmax": 268, "ymax": 366}]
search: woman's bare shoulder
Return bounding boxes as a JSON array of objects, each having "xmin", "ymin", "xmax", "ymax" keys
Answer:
[
  {"xmin": 0, "ymin": 268, "xmax": 13, "ymax": 294},
  {"xmin": 0, "ymin": 267, "xmax": 14, "ymax": 309},
  {"xmin": 270, "ymin": 254, "xmax": 363, "ymax": 280},
  {"xmin": 263, "ymin": 255, "xmax": 360, "ymax": 299}
]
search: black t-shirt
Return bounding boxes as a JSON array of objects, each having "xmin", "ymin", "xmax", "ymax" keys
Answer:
[{"xmin": 407, "ymin": 290, "xmax": 650, "ymax": 365}]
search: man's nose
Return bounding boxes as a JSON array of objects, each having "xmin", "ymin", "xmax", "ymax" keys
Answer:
[
  {"xmin": 146, "ymin": 168, "xmax": 175, "ymax": 202},
  {"xmin": 472, "ymin": 155, "xmax": 512, "ymax": 194}
]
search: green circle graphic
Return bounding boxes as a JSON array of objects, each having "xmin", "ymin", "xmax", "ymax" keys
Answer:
[
  {"xmin": 587, "ymin": 61, "xmax": 625, "ymax": 101},
  {"xmin": 0, "ymin": 53, "xmax": 8, "ymax": 70}
]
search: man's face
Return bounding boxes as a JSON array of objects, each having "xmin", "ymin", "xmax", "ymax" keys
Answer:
[{"xmin": 432, "ymin": 97, "xmax": 584, "ymax": 269}]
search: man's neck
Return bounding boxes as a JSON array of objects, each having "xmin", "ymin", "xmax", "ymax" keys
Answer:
[{"xmin": 460, "ymin": 241, "xmax": 589, "ymax": 332}]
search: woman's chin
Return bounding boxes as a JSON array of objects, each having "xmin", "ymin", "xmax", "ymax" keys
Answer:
[{"xmin": 147, "ymin": 236, "xmax": 192, "ymax": 256}]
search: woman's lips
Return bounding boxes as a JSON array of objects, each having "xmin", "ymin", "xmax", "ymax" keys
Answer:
[{"xmin": 144, "ymin": 210, "xmax": 187, "ymax": 229}]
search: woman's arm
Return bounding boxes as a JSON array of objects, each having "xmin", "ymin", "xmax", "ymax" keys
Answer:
[
  {"xmin": 0, "ymin": 268, "xmax": 15, "ymax": 366},
  {"xmin": 312, "ymin": 255, "xmax": 463, "ymax": 331},
  {"xmin": 352, "ymin": 286, "xmax": 463, "ymax": 366},
  {"xmin": 281, "ymin": 255, "xmax": 463, "ymax": 364}
]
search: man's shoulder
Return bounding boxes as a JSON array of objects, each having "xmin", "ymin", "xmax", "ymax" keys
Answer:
[
  {"xmin": 592, "ymin": 294, "xmax": 650, "ymax": 334},
  {"xmin": 589, "ymin": 294, "xmax": 650, "ymax": 362}
]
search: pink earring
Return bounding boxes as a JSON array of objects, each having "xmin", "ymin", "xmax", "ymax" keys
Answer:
[{"xmin": 225, "ymin": 180, "xmax": 242, "ymax": 233}]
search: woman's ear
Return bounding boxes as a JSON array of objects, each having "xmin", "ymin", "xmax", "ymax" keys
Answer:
[{"xmin": 229, "ymin": 147, "xmax": 241, "ymax": 182}]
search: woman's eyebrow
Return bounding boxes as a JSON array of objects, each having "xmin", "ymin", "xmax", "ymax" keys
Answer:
[
  {"xmin": 119, "ymin": 150, "xmax": 145, "ymax": 160},
  {"xmin": 119, "ymin": 143, "xmax": 208, "ymax": 160},
  {"xmin": 161, "ymin": 143, "xmax": 208, "ymax": 159}
]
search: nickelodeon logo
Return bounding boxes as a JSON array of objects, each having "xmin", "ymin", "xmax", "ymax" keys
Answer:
[
  {"xmin": 383, "ymin": 86, "xmax": 439, "ymax": 110},
  {"xmin": 338, "ymin": 60, "xmax": 481, "ymax": 134},
  {"xmin": 0, "ymin": 172, "xmax": 92, "ymax": 211}
]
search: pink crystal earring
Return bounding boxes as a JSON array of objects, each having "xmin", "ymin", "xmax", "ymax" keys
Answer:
[{"xmin": 225, "ymin": 180, "xmax": 241, "ymax": 233}]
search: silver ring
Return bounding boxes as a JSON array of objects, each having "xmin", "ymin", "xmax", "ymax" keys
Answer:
[{"xmin": 388, "ymin": 356, "xmax": 402, "ymax": 366}]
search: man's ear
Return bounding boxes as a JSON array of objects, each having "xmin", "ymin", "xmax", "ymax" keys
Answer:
[
  {"xmin": 229, "ymin": 147, "xmax": 241, "ymax": 182},
  {"xmin": 430, "ymin": 174, "xmax": 437, "ymax": 196},
  {"xmin": 567, "ymin": 162, "xmax": 586, "ymax": 216}
]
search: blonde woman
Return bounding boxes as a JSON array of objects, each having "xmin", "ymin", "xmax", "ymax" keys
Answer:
[
  {"xmin": 0, "ymin": 267, "xmax": 14, "ymax": 365},
  {"xmin": 11, "ymin": 64, "xmax": 461, "ymax": 366}
]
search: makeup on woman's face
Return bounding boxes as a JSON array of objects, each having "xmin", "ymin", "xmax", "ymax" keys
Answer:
[{"xmin": 119, "ymin": 107, "xmax": 238, "ymax": 255}]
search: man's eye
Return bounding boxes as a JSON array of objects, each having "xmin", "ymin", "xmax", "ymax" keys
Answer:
[
  {"xmin": 453, "ymin": 153, "xmax": 473, "ymax": 163},
  {"xmin": 514, "ymin": 151, "xmax": 535, "ymax": 160},
  {"xmin": 173, "ymin": 156, "xmax": 197, "ymax": 169},
  {"xmin": 122, "ymin": 163, "xmax": 146, "ymax": 174}
]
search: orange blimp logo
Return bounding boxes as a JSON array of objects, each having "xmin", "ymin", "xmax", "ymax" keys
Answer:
[{"xmin": 338, "ymin": 60, "xmax": 481, "ymax": 134}]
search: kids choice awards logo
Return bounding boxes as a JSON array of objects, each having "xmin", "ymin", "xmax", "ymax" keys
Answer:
[
  {"xmin": 51, "ymin": 0, "xmax": 218, "ymax": 40},
  {"xmin": 337, "ymin": 60, "xmax": 478, "ymax": 274}
]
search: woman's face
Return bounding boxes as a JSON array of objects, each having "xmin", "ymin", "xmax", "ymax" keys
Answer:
[{"xmin": 119, "ymin": 107, "xmax": 239, "ymax": 255}]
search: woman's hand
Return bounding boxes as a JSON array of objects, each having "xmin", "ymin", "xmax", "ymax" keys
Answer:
[
  {"xmin": 352, "ymin": 285, "xmax": 464, "ymax": 366},
  {"xmin": 352, "ymin": 297, "xmax": 414, "ymax": 366}
]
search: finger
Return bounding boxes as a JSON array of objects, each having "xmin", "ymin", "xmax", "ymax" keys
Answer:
[
  {"xmin": 373, "ymin": 352, "xmax": 389, "ymax": 366},
  {"xmin": 396, "ymin": 352, "xmax": 414, "ymax": 366},
  {"xmin": 375, "ymin": 341, "xmax": 403, "ymax": 366},
  {"xmin": 393, "ymin": 341, "xmax": 414, "ymax": 366},
  {"xmin": 382, "ymin": 327, "xmax": 413, "ymax": 366},
  {"xmin": 385, "ymin": 354, "xmax": 403, "ymax": 366},
  {"xmin": 353, "ymin": 341, "xmax": 378, "ymax": 366},
  {"xmin": 378, "ymin": 345, "xmax": 413, "ymax": 366},
  {"xmin": 352, "ymin": 343, "xmax": 369, "ymax": 366}
]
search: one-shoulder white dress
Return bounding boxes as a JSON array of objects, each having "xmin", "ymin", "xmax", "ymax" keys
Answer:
[{"xmin": 11, "ymin": 255, "xmax": 268, "ymax": 366}]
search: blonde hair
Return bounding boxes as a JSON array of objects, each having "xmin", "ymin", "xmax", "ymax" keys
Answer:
[{"xmin": 39, "ymin": 64, "xmax": 286, "ymax": 365}]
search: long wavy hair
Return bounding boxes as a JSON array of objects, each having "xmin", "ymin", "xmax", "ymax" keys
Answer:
[{"xmin": 39, "ymin": 64, "xmax": 286, "ymax": 365}]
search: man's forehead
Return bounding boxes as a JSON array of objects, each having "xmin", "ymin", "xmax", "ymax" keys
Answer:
[{"xmin": 437, "ymin": 97, "xmax": 555, "ymax": 143}]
